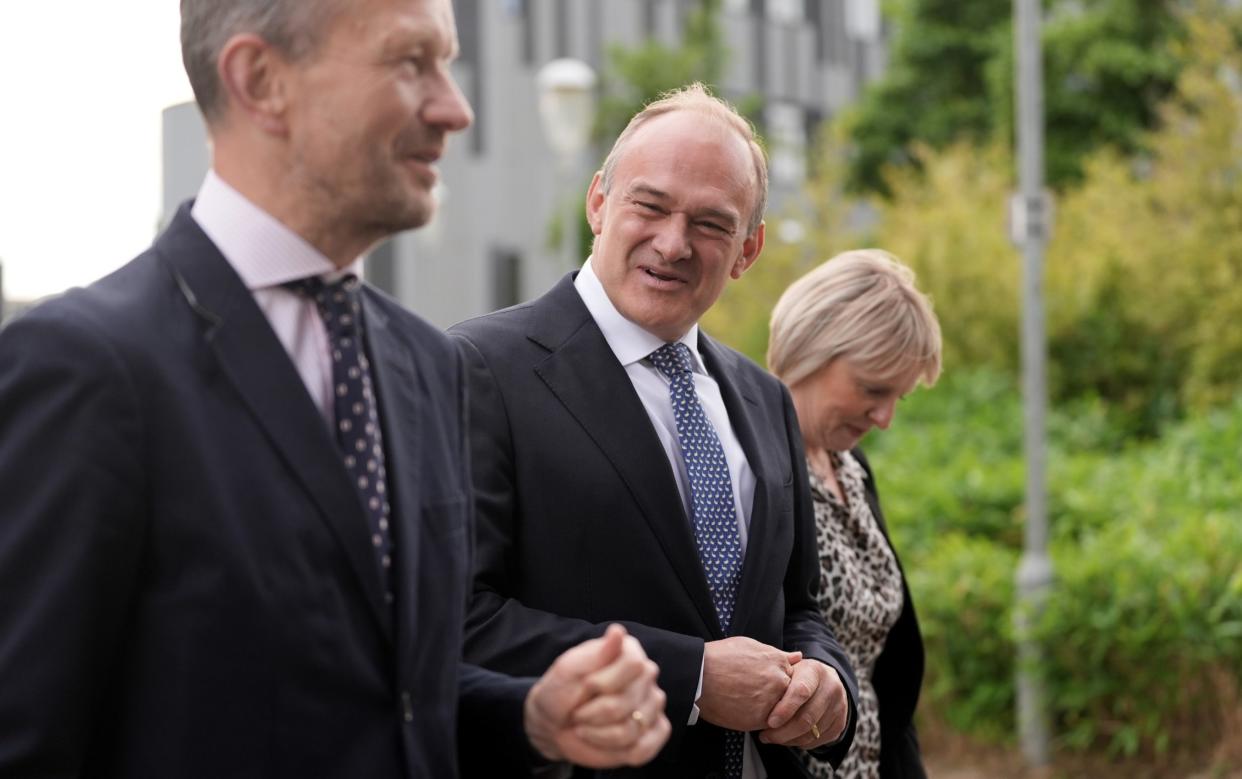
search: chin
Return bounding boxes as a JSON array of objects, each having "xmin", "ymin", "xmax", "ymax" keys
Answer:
[
  {"xmin": 381, "ymin": 197, "xmax": 435, "ymax": 233},
  {"xmin": 829, "ymin": 432, "xmax": 863, "ymax": 451}
]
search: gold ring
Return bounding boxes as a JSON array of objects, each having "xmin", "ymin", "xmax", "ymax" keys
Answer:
[
  {"xmin": 810, "ymin": 722, "xmax": 821, "ymax": 740},
  {"xmin": 631, "ymin": 710, "xmax": 647, "ymax": 728}
]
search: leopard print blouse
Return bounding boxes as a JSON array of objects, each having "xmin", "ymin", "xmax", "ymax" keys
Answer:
[{"xmin": 800, "ymin": 450, "xmax": 904, "ymax": 779}]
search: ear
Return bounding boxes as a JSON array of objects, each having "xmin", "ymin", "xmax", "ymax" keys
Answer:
[
  {"xmin": 217, "ymin": 33, "xmax": 290, "ymax": 136},
  {"xmin": 585, "ymin": 171, "xmax": 607, "ymax": 236},
  {"xmin": 730, "ymin": 220, "xmax": 765, "ymax": 279}
]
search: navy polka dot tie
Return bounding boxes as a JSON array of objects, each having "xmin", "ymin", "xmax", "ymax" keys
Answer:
[
  {"xmin": 287, "ymin": 275, "xmax": 395, "ymax": 606},
  {"xmin": 649, "ymin": 342, "xmax": 745, "ymax": 778}
]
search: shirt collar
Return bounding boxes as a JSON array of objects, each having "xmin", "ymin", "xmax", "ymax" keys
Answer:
[
  {"xmin": 573, "ymin": 257, "xmax": 705, "ymax": 373},
  {"xmin": 190, "ymin": 170, "xmax": 363, "ymax": 290}
]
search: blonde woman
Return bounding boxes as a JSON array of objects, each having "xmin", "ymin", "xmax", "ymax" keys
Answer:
[{"xmin": 768, "ymin": 250, "xmax": 942, "ymax": 779}]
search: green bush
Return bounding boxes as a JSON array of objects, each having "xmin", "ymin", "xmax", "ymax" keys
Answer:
[{"xmin": 865, "ymin": 370, "xmax": 1242, "ymax": 761}]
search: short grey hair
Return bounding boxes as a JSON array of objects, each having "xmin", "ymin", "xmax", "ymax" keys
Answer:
[
  {"xmin": 767, "ymin": 249, "xmax": 942, "ymax": 388},
  {"xmin": 598, "ymin": 82, "xmax": 769, "ymax": 236},
  {"xmin": 180, "ymin": 0, "xmax": 342, "ymax": 123}
]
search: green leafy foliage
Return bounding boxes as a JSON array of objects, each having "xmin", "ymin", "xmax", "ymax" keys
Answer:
[
  {"xmin": 845, "ymin": 0, "xmax": 1182, "ymax": 194},
  {"xmin": 708, "ymin": 3, "xmax": 1242, "ymax": 437},
  {"xmin": 862, "ymin": 370, "xmax": 1242, "ymax": 761}
]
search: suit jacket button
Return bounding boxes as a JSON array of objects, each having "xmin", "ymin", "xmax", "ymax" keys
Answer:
[{"xmin": 401, "ymin": 690, "xmax": 413, "ymax": 722}]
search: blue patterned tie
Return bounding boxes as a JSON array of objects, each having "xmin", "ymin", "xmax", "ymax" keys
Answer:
[
  {"xmin": 649, "ymin": 342, "xmax": 745, "ymax": 779},
  {"xmin": 287, "ymin": 275, "xmax": 396, "ymax": 606}
]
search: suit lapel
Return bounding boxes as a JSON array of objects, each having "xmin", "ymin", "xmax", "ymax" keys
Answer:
[
  {"xmin": 530, "ymin": 278, "xmax": 719, "ymax": 637},
  {"xmin": 155, "ymin": 209, "xmax": 393, "ymax": 640},
  {"xmin": 362, "ymin": 294, "xmax": 424, "ymax": 664},
  {"xmin": 698, "ymin": 335, "xmax": 780, "ymax": 634}
]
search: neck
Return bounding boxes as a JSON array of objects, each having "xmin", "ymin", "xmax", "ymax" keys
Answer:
[
  {"xmin": 211, "ymin": 145, "xmax": 372, "ymax": 269},
  {"xmin": 806, "ymin": 446, "xmax": 835, "ymax": 482}
]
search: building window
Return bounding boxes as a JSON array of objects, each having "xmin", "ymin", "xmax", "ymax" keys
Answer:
[
  {"xmin": 490, "ymin": 249, "xmax": 523, "ymax": 311},
  {"xmin": 845, "ymin": 0, "xmax": 880, "ymax": 41},
  {"xmin": 768, "ymin": 0, "xmax": 802, "ymax": 22}
]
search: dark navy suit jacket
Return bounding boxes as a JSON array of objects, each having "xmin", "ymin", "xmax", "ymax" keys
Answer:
[
  {"xmin": 451, "ymin": 274, "xmax": 859, "ymax": 778},
  {"xmin": 0, "ymin": 206, "xmax": 530, "ymax": 778}
]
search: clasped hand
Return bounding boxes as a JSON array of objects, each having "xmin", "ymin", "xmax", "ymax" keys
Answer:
[
  {"xmin": 698, "ymin": 636, "xmax": 848, "ymax": 750},
  {"xmin": 524, "ymin": 624, "xmax": 671, "ymax": 768}
]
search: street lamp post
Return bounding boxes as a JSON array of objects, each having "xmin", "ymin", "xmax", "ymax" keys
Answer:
[
  {"xmin": 1012, "ymin": 0, "xmax": 1053, "ymax": 768},
  {"xmin": 536, "ymin": 58, "xmax": 597, "ymax": 270}
]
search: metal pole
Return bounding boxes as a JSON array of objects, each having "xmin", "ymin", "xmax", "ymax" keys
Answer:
[{"xmin": 1013, "ymin": 0, "xmax": 1053, "ymax": 767}]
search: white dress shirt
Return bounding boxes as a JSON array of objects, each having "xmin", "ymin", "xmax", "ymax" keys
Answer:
[
  {"xmin": 574, "ymin": 259, "xmax": 767, "ymax": 779},
  {"xmin": 190, "ymin": 171, "xmax": 364, "ymax": 426}
]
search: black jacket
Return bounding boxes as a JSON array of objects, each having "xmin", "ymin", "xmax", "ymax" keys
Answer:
[{"xmin": 853, "ymin": 448, "xmax": 928, "ymax": 779}]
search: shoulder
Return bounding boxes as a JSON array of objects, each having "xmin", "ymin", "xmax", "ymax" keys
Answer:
[
  {"xmin": 700, "ymin": 332, "xmax": 791, "ymax": 402},
  {"xmin": 2, "ymin": 250, "xmax": 170, "ymax": 363},
  {"xmin": 448, "ymin": 299, "xmax": 541, "ymax": 348},
  {"xmin": 364, "ymin": 284, "xmax": 455, "ymax": 356},
  {"xmin": 450, "ymin": 272, "xmax": 587, "ymax": 356}
]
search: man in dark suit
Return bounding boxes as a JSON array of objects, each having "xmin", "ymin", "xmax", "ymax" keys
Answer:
[
  {"xmin": 0, "ymin": 0, "xmax": 669, "ymax": 776},
  {"xmin": 452, "ymin": 84, "xmax": 860, "ymax": 777}
]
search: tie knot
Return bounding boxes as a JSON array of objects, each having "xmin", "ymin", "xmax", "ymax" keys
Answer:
[
  {"xmin": 285, "ymin": 274, "xmax": 362, "ymax": 333},
  {"xmin": 649, "ymin": 342, "xmax": 695, "ymax": 380}
]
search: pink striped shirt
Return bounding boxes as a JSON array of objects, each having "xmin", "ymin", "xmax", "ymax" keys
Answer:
[{"xmin": 190, "ymin": 171, "xmax": 364, "ymax": 425}]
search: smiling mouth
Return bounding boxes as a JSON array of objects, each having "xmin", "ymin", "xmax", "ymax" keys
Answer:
[
  {"xmin": 409, "ymin": 151, "xmax": 441, "ymax": 164},
  {"xmin": 402, "ymin": 155, "xmax": 440, "ymax": 185},
  {"xmin": 642, "ymin": 266, "xmax": 684, "ymax": 284}
]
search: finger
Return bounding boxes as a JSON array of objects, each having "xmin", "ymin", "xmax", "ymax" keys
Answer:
[
  {"xmin": 759, "ymin": 705, "xmax": 818, "ymax": 746},
  {"xmin": 549, "ymin": 624, "xmax": 628, "ymax": 684},
  {"xmin": 573, "ymin": 718, "xmax": 645, "ymax": 752},
  {"xmin": 760, "ymin": 669, "xmax": 836, "ymax": 746},
  {"xmin": 621, "ymin": 711, "xmax": 672, "ymax": 766},
  {"xmin": 540, "ymin": 626, "xmax": 629, "ymax": 717},
  {"xmin": 764, "ymin": 661, "xmax": 820, "ymax": 730},
  {"xmin": 573, "ymin": 664, "xmax": 662, "ymax": 727},
  {"xmin": 571, "ymin": 686, "xmax": 664, "ymax": 753},
  {"xmin": 761, "ymin": 680, "xmax": 830, "ymax": 745},
  {"xmin": 815, "ymin": 676, "xmax": 849, "ymax": 745},
  {"xmin": 581, "ymin": 637, "xmax": 650, "ymax": 696}
]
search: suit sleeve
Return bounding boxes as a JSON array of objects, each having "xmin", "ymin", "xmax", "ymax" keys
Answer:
[
  {"xmin": 0, "ymin": 306, "xmax": 147, "ymax": 774},
  {"xmin": 452, "ymin": 339, "xmax": 558, "ymax": 777},
  {"xmin": 452, "ymin": 333, "xmax": 705, "ymax": 745},
  {"xmin": 457, "ymin": 663, "xmax": 543, "ymax": 776},
  {"xmin": 776, "ymin": 382, "xmax": 860, "ymax": 767}
]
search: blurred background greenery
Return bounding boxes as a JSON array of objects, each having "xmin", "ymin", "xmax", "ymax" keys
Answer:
[{"xmin": 600, "ymin": 0, "xmax": 1242, "ymax": 774}]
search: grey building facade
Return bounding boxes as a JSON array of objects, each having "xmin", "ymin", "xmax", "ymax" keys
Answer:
[{"xmin": 162, "ymin": 0, "xmax": 887, "ymax": 328}]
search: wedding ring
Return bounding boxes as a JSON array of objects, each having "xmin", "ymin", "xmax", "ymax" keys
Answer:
[{"xmin": 810, "ymin": 722, "xmax": 821, "ymax": 740}]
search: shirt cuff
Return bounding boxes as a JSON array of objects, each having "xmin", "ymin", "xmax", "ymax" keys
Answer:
[{"xmin": 688, "ymin": 653, "xmax": 705, "ymax": 725}]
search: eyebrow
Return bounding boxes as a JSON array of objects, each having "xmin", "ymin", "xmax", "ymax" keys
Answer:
[
  {"xmin": 383, "ymin": 21, "xmax": 459, "ymax": 61},
  {"xmin": 626, "ymin": 183, "xmax": 740, "ymax": 230}
]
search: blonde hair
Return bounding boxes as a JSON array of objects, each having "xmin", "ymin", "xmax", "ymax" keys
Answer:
[
  {"xmin": 767, "ymin": 249, "xmax": 942, "ymax": 388},
  {"xmin": 598, "ymin": 82, "xmax": 768, "ymax": 236}
]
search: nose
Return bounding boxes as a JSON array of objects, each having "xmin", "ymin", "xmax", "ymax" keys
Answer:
[
  {"xmin": 869, "ymin": 398, "xmax": 897, "ymax": 430},
  {"xmin": 425, "ymin": 66, "xmax": 474, "ymax": 133},
  {"xmin": 650, "ymin": 214, "xmax": 691, "ymax": 262}
]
